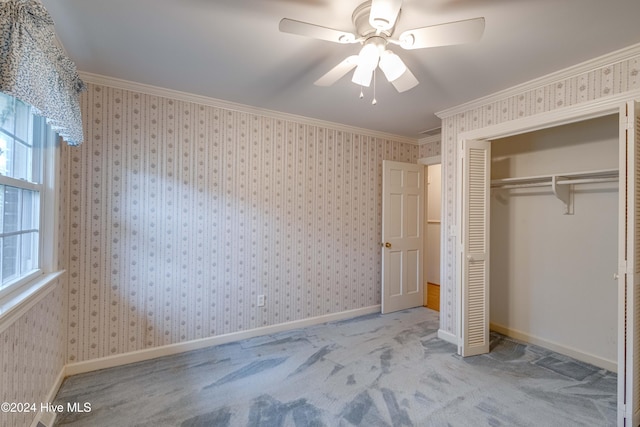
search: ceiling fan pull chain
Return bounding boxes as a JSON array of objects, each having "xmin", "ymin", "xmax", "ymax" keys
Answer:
[
  {"xmin": 359, "ymin": 86, "xmax": 364, "ymax": 99},
  {"xmin": 372, "ymin": 68, "xmax": 378, "ymax": 105}
]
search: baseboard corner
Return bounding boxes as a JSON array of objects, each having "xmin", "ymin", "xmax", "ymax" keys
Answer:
[
  {"xmin": 30, "ymin": 366, "xmax": 65, "ymax": 427},
  {"xmin": 437, "ymin": 329, "xmax": 458, "ymax": 345}
]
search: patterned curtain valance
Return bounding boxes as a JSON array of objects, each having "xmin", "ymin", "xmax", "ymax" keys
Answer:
[{"xmin": 0, "ymin": 0, "xmax": 85, "ymax": 145}]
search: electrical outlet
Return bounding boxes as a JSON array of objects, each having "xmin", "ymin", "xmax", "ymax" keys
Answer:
[{"xmin": 257, "ymin": 294, "xmax": 265, "ymax": 307}]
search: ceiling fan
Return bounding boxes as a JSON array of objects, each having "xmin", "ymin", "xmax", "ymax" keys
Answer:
[{"xmin": 279, "ymin": 0, "xmax": 485, "ymax": 94}]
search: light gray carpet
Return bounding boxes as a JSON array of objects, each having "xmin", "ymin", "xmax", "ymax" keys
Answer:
[{"xmin": 53, "ymin": 308, "xmax": 616, "ymax": 426}]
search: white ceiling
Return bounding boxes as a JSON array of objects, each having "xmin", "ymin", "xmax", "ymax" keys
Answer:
[{"xmin": 42, "ymin": 0, "xmax": 640, "ymax": 139}]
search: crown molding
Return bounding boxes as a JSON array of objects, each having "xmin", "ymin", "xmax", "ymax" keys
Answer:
[
  {"xmin": 456, "ymin": 88, "xmax": 640, "ymax": 143},
  {"xmin": 436, "ymin": 42, "xmax": 640, "ymax": 119},
  {"xmin": 417, "ymin": 133, "xmax": 441, "ymax": 146},
  {"xmin": 79, "ymin": 72, "xmax": 420, "ymax": 145}
]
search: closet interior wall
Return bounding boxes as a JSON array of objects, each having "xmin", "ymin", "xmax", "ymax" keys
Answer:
[{"xmin": 489, "ymin": 114, "xmax": 619, "ymax": 369}]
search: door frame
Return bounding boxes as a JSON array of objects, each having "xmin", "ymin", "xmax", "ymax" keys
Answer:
[
  {"xmin": 418, "ymin": 155, "xmax": 442, "ymax": 310},
  {"xmin": 456, "ymin": 92, "xmax": 640, "ymax": 426}
]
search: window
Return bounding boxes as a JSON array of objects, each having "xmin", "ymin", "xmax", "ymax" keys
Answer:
[{"xmin": 0, "ymin": 92, "xmax": 56, "ymax": 299}]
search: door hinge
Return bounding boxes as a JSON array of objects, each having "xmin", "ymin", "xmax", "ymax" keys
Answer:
[
  {"xmin": 625, "ymin": 115, "xmax": 634, "ymax": 130},
  {"xmin": 620, "ymin": 261, "xmax": 633, "ymax": 276}
]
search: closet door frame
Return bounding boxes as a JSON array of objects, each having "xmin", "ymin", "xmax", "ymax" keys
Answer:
[
  {"xmin": 456, "ymin": 92, "xmax": 640, "ymax": 427},
  {"xmin": 619, "ymin": 100, "xmax": 640, "ymax": 426}
]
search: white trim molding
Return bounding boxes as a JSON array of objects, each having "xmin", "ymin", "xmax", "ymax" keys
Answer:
[
  {"xmin": 418, "ymin": 155, "xmax": 442, "ymax": 166},
  {"xmin": 30, "ymin": 367, "xmax": 66, "ymax": 427},
  {"xmin": 490, "ymin": 323, "xmax": 617, "ymax": 373},
  {"xmin": 457, "ymin": 90, "xmax": 640, "ymax": 143},
  {"xmin": 66, "ymin": 305, "xmax": 381, "ymax": 376},
  {"xmin": 417, "ymin": 133, "xmax": 441, "ymax": 146},
  {"xmin": 78, "ymin": 72, "xmax": 420, "ymax": 146},
  {"xmin": 437, "ymin": 329, "xmax": 458, "ymax": 345},
  {"xmin": 0, "ymin": 270, "xmax": 65, "ymax": 335},
  {"xmin": 437, "ymin": 42, "xmax": 640, "ymax": 119}
]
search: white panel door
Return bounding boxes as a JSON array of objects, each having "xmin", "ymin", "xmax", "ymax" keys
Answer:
[
  {"xmin": 460, "ymin": 139, "xmax": 491, "ymax": 357},
  {"xmin": 381, "ymin": 160, "xmax": 424, "ymax": 314},
  {"xmin": 619, "ymin": 101, "xmax": 640, "ymax": 427}
]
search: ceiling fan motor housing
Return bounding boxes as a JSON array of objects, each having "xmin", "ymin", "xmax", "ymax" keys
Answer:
[{"xmin": 352, "ymin": 1, "xmax": 398, "ymax": 38}]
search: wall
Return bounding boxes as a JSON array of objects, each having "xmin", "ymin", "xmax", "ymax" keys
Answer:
[
  {"xmin": 437, "ymin": 44, "xmax": 640, "ymax": 338},
  {"xmin": 66, "ymin": 82, "xmax": 420, "ymax": 363},
  {"xmin": 490, "ymin": 115, "xmax": 619, "ymax": 367},
  {"xmin": 0, "ymin": 280, "xmax": 67, "ymax": 427},
  {"xmin": 0, "ymin": 140, "xmax": 69, "ymax": 427},
  {"xmin": 419, "ymin": 139, "xmax": 441, "ymax": 159}
]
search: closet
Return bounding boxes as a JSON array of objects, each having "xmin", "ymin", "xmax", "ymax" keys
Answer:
[
  {"xmin": 457, "ymin": 100, "xmax": 640, "ymax": 426},
  {"xmin": 489, "ymin": 114, "xmax": 619, "ymax": 370}
]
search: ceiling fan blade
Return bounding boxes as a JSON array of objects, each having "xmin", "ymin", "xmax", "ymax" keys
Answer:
[
  {"xmin": 390, "ymin": 67, "xmax": 419, "ymax": 92},
  {"xmin": 314, "ymin": 55, "xmax": 359, "ymax": 86},
  {"xmin": 279, "ymin": 18, "xmax": 358, "ymax": 44},
  {"xmin": 369, "ymin": 0, "xmax": 402, "ymax": 31},
  {"xmin": 398, "ymin": 17, "xmax": 485, "ymax": 50}
]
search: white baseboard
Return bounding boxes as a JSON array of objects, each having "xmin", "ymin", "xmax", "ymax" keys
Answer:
[
  {"xmin": 30, "ymin": 366, "xmax": 65, "ymax": 427},
  {"xmin": 489, "ymin": 322, "xmax": 617, "ymax": 373},
  {"xmin": 66, "ymin": 305, "xmax": 381, "ymax": 376},
  {"xmin": 437, "ymin": 329, "xmax": 458, "ymax": 345}
]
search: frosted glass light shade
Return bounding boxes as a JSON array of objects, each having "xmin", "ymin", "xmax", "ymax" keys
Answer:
[
  {"xmin": 378, "ymin": 50, "xmax": 406, "ymax": 82},
  {"xmin": 352, "ymin": 64, "xmax": 374, "ymax": 87},
  {"xmin": 358, "ymin": 43, "xmax": 380, "ymax": 71}
]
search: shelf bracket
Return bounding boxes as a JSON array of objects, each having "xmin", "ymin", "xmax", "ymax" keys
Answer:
[{"xmin": 552, "ymin": 176, "xmax": 572, "ymax": 215}]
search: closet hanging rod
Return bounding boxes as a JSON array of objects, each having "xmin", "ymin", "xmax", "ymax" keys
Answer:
[
  {"xmin": 494, "ymin": 177, "xmax": 618, "ymax": 190},
  {"xmin": 490, "ymin": 168, "xmax": 618, "ymax": 215},
  {"xmin": 554, "ymin": 177, "xmax": 618, "ymax": 186},
  {"xmin": 491, "ymin": 168, "xmax": 618, "ymax": 188},
  {"xmin": 492, "ymin": 182, "xmax": 551, "ymax": 190}
]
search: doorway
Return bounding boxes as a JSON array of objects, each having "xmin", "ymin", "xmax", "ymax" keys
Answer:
[
  {"xmin": 380, "ymin": 158, "xmax": 443, "ymax": 315},
  {"xmin": 418, "ymin": 156, "xmax": 442, "ymax": 312}
]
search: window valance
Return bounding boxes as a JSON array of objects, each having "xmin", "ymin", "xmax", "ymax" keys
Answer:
[{"xmin": 0, "ymin": 0, "xmax": 85, "ymax": 145}]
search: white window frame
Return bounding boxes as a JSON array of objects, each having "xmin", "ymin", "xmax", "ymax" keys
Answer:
[{"xmin": 0, "ymin": 101, "xmax": 64, "ymax": 333}]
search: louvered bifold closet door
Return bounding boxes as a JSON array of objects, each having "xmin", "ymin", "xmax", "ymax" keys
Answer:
[
  {"xmin": 461, "ymin": 139, "xmax": 491, "ymax": 357},
  {"xmin": 621, "ymin": 101, "xmax": 640, "ymax": 426}
]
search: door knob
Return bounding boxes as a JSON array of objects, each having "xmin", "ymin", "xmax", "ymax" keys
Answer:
[{"xmin": 384, "ymin": 242, "xmax": 391, "ymax": 248}]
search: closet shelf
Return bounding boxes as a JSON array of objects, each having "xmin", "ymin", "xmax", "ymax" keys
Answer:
[
  {"xmin": 491, "ymin": 168, "xmax": 619, "ymax": 189},
  {"xmin": 490, "ymin": 168, "xmax": 618, "ymax": 215}
]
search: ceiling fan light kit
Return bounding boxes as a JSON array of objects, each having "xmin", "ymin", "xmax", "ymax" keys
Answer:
[
  {"xmin": 379, "ymin": 50, "xmax": 406, "ymax": 82},
  {"xmin": 352, "ymin": 61, "xmax": 374, "ymax": 87},
  {"xmin": 358, "ymin": 39, "xmax": 384, "ymax": 71},
  {"xmin": 279, "ymin": 0, "xmax": 485, "ymax": 100},
  {"xmin": 351, "ymin": 67, "xmax": 373, "ymax": 87}
]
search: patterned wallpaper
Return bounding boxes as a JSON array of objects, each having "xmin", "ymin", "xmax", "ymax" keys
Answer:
[
  {"xmin": 0, "ymin": 280, "xmax": 66, "ymax": 427},
  {"xmin": 65, "ymin": 83, "xmax": 420, "ymax": 363},
  {"xmin": 418, "ymin": 139, "xmax": 441, "ymax": 159},
  {"xmin": 438, "ymin": 52, "xmax": 640, "ymax": 336}
]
